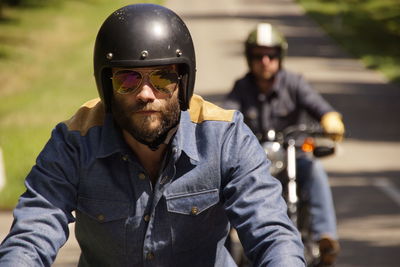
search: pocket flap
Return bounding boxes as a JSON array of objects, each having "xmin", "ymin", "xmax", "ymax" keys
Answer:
[
  {"xmin": 165, "ymin": 189, "xmax": 219, "ymax": 215},
  {"xmin": 77, "ymin": 197, "xmax": 130, "ymax": 223}
]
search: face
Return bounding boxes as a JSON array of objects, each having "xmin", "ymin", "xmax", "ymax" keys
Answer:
[
  {"xmin": 110, "ymin": 65, "xmax": 181, "ymax": 144},
  {"xmin": 249, "ymin": 46, "xmax": 280, "ymax": 80}
]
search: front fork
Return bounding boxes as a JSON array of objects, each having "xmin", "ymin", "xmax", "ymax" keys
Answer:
[{"xmin": 286, "ymin": 139, "xmax": 298, "ymax": 227}]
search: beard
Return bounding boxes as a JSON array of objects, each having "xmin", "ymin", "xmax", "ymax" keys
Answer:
[
  {"xmin": 254, "ymin": 66, "xmax": 276, "ymax": 81},
  {"xmin": 111, "ymin": 95, "xmax": 180, "ymax": 149}
]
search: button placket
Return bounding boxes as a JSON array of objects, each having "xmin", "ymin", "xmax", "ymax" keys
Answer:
[
  {"xmin": 159, "ymin": 161, "xmax": 176, "ymax": 187},
  {"xmin": 171, "ymin": 145, "xmax": 181, "ymax": 162}
]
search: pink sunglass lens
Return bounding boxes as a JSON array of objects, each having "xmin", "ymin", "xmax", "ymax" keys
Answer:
[{"xmin": 113, "ymin": 71, "xmax": 142, "ymax": 94}]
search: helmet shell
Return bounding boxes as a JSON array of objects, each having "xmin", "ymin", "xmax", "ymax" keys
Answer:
[
  {"xmin": 94, "ymin": 4, "xmax": 196, "ymax": 111},
  {"xmin": 245, "ymin": 23, "xmax": 288, "ymax": 67}
]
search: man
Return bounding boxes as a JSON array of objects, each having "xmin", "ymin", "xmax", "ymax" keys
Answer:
[
  {"xmin": 224, "ymin": 23, "xmax": 345, "ymax": 266},
  {"xmin": 0, "ymin": 4, "xmax": 305, "ymax": 267}
]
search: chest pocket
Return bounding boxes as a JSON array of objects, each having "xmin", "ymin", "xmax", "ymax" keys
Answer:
[
  {"xmin": 270, "ymin": 90, "xmax": 296, "ymax": 118},
  {"xmin": 165, "ymin": 188, "xmax": 226, "ymax": 252},
  {"xmin": 166, "ymin": 188, "xmax": 219, "ymax": 215},
  {"xmin": 75, "ymin": 197, "xmax": 131, "ymax": 259},
  {"xmin": 77, "ymin": 197, "xmax": 130, "ymax": 223}
]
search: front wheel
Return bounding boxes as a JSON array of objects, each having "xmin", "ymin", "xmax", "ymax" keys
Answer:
[{"xmin": 297, "ymin": 200, "xmax": 320, "ymax": 266}]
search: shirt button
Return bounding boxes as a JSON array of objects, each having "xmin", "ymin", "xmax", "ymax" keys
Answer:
[
  {"xmin": 121, "ymin": 154, "xmax": 129, "ymax": 161},
  {"xmin": 143, "ymin": 214, "xmax": 150, "ymax": 222},
  {"xmin": 172, "ymin": 147, "xmax": 178, "ymax": 154},
  {"xmin": 138, "ymin": 173, "xmax": 146, "ymax": 180},
  {"xmin": 97, "ymin": 214, "xmax": 105, "ymax": 221},
  {"xmin": 190, "ymin": 206, "xmax": 199, "ymax": 215},
  {"xmin": 146, "ymin": 252, "xmax": 154, "ymax": 260}
]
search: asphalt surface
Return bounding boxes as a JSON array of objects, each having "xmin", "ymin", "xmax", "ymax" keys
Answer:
[{"xmin": 1, "ymin": 0, "xmax": 399, "ymax": 266}]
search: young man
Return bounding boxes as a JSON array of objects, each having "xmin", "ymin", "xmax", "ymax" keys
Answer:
[
  {"xmin": 224, "ymin": 23, "xmax": 345, "ymax": 266},
  {"xmin": 0, "ymin": 5, "xmax": 305, "ymax": 266}
]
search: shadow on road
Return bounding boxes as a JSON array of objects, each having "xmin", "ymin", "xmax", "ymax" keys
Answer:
[
  {"xmin": 181, "ymin": 11, "xmax": 350, "ymax": 59},
  {"xmin": 332, "ymin": 179, "xmax": 400, "ymax": 266},
  {"xmin": 183, "ymin": 9, "xmax": 400, "ymax": 143},
  {"xmin": 337, "ymin": 238, "xmax": 400, "ymax": 267}
]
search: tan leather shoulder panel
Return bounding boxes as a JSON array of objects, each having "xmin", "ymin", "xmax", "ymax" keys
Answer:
[
  {"xmin": 63, "ymin": 98, "xmax": 105, "ymax": 136},
  {"xmin": 188, "ymin": 94, "xmax": 235, "ymax": 123}
]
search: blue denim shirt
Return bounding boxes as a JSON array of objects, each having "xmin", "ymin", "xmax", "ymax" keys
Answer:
[{"xmin": 0, "ymin": 95, "xmax": 305, "ymax": 266}]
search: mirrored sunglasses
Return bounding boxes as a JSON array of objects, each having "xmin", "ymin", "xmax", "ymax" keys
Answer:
[{"xmin": 111, "ymin": 69, "xmax": 181, "ymax": 95}]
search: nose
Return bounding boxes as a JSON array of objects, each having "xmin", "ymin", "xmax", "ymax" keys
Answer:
[
  {"xmin": 261, "ymin": 55, "xmax": 272, "ymax": 65},
  {"xmin": 135, "ymin": 81, "xmax": 157, "ymax": 102}
]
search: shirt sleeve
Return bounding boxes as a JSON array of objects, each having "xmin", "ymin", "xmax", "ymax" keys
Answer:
[
  {"xmin": 294, "ymin": 74, "xmax": 335, "ymax": 120},
  {"xmin": 221, "ymin": 111, "xmax": 306, "ymax": 266},
  {"xmin": 0, "ymin": 123, "xmax": 80, "ymax": 267}
]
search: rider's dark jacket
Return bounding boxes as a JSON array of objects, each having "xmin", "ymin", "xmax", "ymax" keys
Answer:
[
  {"xmin": 0, "ymin": 95, "xmax": 305, "ymax": 267},
  {"xmin": 224, "ymin": 70, "xmax": 335, "ymax": 141}
]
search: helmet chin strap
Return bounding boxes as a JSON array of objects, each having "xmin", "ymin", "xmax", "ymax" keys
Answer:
[
  {"xmin": 134, "ymin": 132, "xmax": 168, "ymax": 151},
  {"xmin": 131, "ymin": 122, "xmax": 179, "ymax": 151}
]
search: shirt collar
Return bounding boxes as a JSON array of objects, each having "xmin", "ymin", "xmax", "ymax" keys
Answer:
[
  {"xmin": 97, "ymin": 113, "xmax": 128, "ymax": 158},
  {"xmin": 172, "ymin": 111, "xmax": 200, "ymax": 163},
  {"xmin": 247, "ymin": 70, "xmax": 285, "ymax": 97},
  {"xmin": 97, "ymin": 112, "xmax": 200, "ymax": 163}
]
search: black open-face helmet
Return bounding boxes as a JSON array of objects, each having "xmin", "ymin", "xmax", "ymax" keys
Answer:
[{"xmin": 94, "ymin": 4, "xmax": 196, "ymax": 112}]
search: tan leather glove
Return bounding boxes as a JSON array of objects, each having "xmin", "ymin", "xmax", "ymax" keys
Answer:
[{"xmin": 320, "ymin": 112, "xmax": 345, "ymax": 142}]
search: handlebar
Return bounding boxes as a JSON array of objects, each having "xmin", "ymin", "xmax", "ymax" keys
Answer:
[{"xmin": 263, "ymin": 124, "xmax": 336, "ymax": 158}]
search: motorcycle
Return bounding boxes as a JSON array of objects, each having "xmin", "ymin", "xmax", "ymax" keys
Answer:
[
  {"xmin": 228, "ymin": 124, "xmax": 336, "ymax": 267},
  {"xmin": 262, "ymin": 124, "xmax": 336, "ymax": 266}
]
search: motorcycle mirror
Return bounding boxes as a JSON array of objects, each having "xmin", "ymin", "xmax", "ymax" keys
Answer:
[{"xmin": 313, "ymin": 146, "xmax": 335, "ymax": 158}]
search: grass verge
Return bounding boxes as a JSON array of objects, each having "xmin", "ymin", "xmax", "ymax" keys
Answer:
[
  {"xmin": 0, "ymin": 0, "xmax": 160, "ymax": 209},
  {"xmin": 296, "ymin": 0, "xmax": 400, "ymax": 85}
]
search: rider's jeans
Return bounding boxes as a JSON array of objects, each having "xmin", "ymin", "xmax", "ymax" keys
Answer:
[{"xmin": 297, "ymin": 157, "xmax": 337, "ymax": 241}]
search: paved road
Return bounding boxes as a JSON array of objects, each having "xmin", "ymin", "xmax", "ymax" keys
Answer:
[
  {"xmin": 168, "ymin": 0, "xmax": 400, "ymax": 266},
  {"xmin": 1, "ymin": 0, "xmax": 400, "ymax": 266}
]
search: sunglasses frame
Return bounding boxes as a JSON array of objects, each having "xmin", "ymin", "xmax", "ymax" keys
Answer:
[
  {"xmin": 111, "ymin": 68, "xmax": 182, "ymax": 95},
  {"xmin": 250, "ymin": 52, "xmax": 281, "ymax": 61}
]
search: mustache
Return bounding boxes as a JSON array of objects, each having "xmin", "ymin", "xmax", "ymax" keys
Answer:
[{"xmin": 131, "ymin": 101, "xmax": 163, "ymax": 113}]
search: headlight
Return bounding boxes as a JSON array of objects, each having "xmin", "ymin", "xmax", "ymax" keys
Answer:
[{"xmin": 262, "ymin": 141, "xmax": 286, "ymax": 176}]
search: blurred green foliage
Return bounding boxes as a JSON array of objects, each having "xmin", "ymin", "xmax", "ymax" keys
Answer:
[
  {"xmin": 0, "ymin": 0, "xmax": 161, "ymax": 208},
  {"xmin": 0, "ymin": 0, "xmax": 56, "ymax": 18},
  {"xmin": 1, "ymin": 0, "xmax": 53, "ymax": 6},
  {"xmin": 296, "ymin": 0, "xmax": 400, "ymax": 85}
]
